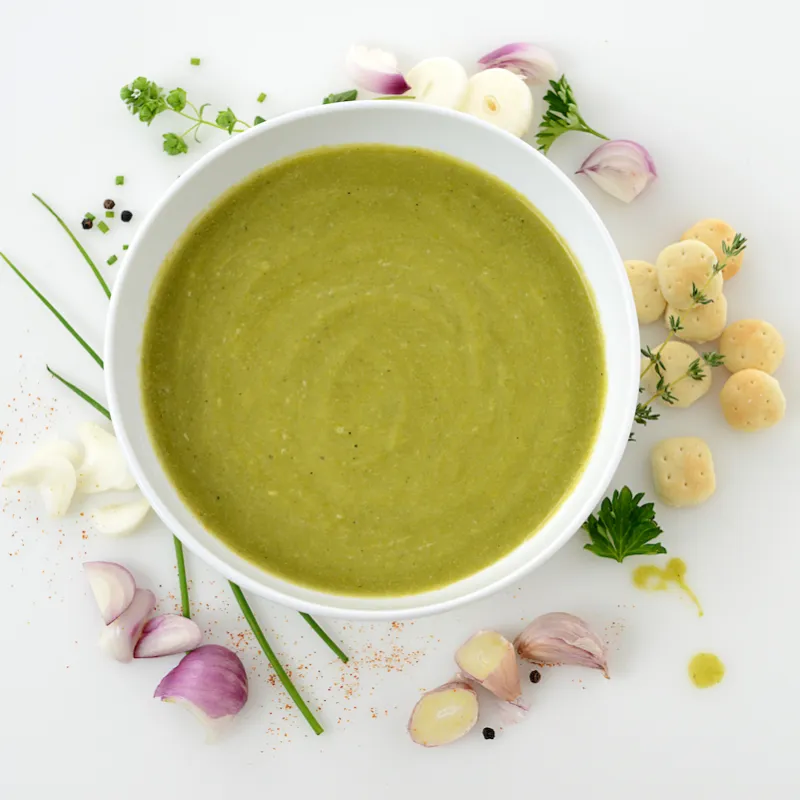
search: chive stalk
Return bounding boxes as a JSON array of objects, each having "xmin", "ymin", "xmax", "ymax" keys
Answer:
[
  {"xmin": 32, "ymin": 194, "xmax": 111, "ymax": 298},
  {"xmin": 228, "ymin": 581, "xmax": 323, "ymax": 735},
  {"xmin": 174, "ymin": 537, "xmax": 191, "ymax": 618},
  {"xmin": 0, "ymin": 253, "xmax": 104, "ymax": 368},
  {"xmin": 299, "ymin": 613, "xmax": 348, "ymax": 663}
]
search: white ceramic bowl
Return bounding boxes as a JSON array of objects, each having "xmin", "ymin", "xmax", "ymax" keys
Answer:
[{"xmin": 106, "ymin": 101, "xmax": 639, "ymax": 620}]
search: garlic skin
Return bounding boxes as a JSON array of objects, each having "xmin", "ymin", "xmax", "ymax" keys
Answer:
[
  {"xmin": 515, "ymin": 612, "xmax": 609, "ymax": 677},
  {"xmin": 455, "ymin": 630, "xmax": 522, "ymax": 703},
  {"xmin": 408, "ymin": 680, "xmax": 479, "ymax": 747}
]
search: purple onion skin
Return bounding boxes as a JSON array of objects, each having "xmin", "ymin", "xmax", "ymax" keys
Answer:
[{"xmin": 154, "ymin": 644, "xmax": 248, "ymax": 719}]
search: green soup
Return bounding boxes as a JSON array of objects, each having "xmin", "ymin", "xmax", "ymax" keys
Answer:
[{"xmin": 142, "ymin": 145, "xmax": 605, "ymax": 596}]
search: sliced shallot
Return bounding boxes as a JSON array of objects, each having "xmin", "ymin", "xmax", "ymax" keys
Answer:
[
  {"xmin": 83, "ymin": 561, "xmax": 136, "ymax": 625},
  {"xmin": 154, "ymin": 645, "xmax": 248, "ymax": 739},
  {"xmin": 576, "ymin": 139, "xmax": 657, "ymax": 203},
  {"xmin": 478, "ymin": 42, "xmax": 558, "ymax": 85},
  {"xmin": 455, "ymin": 630, "xmax": 522, "ymax": 703},
  {"xmin": 135, "ymin": 614, "xmax": 203, "ymax": 658},
  {"xmin": 346, "ymin": 45, "xmax": 410, "ymax": 95},
  {"xmin": 92, "ymin": 495, "xmax": 151, "ymax": 536},
  {"xmin": 77, "ymin": 422, "xmax": 137, "ymax": 494},
  {"xmin": 2, "ymin": 446, "xmax": 77, "ymax": 517},
  {"xmin": 515, "ymin": 612, "xmax": 609, "ymax": 677},
  {"xmin": 99, "ymin": 588, "xmax": 156, "ymax": 663},
  {"xmin": 408, "ymin": 680, "xmax": 479, "ymax": 747}
]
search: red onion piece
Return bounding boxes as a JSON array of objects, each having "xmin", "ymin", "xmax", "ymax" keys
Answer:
[
  {"xmin": 346, "ymin": 45, "xmax": 410, "ymax": 95},
  {"xmin": 83, "ymin": 561, "xmax": 136, "ymax": 625},
  {"xmin": 576, "ymin": 139, "xmax": 657, "ymax": 203},
  {"xmin": 478, "ymin": 42, "xmax": 558, "ymax": 84},
  {"xmin": 155, "ymin": 645, "xmax": 248, "ymax": 737},
  {"xmin": 135, "ymin": 614, "xmax": 203, "ymax": 658},
  {"xmin": 99, "ymin": 588, "xmax": 156, "ymax": 663}
]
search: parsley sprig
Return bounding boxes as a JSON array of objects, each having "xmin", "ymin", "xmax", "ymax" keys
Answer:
[
  {"xmin": 120, "ymin": 77, "xmax": 252, "ymax": 155},
  {"xmin": 536, "ymin": 75, "xmax": 609, "ymax": 154},
  {"xmin": 583, "ymin": 487, "xmax": 666, "ymax": 562}
]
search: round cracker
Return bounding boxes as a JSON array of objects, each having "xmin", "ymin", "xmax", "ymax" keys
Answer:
[
  {"xmin": 625, "ymin": 260, "xmax": 666, "ymax": 325},
  {"xmin": 656, "ymin": 241, "xmax": 722, "ymax": 310},
  {"xmin": 665, "ymin": 294, "xmax": 727, "ymax": 344},
  {"xmin": 640, "ymin": 341, "xmax": 711, "ymax": 408},
  {"xmin": 681, "ymin": 218, "xmax": 743, "ymax": 280},
  {"xmin": 650, "ymin": 437, "xmax": 716, "ymax": 508},
  {"xmin": 719, "ymin": 319, "xmax": 785, "ymax": 375},
  {"xmin": 720, "ymin": 369, "xmax": 785, "ymax": 431}
]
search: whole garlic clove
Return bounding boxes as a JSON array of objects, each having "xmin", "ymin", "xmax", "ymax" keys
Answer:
[
  {"xmin": 515, "ymin": 612, "xmax": 609, "ymax": 677},
  {"xmin": 408, "ymin": 680, "xmax": 479, "ymax": 747},
  {"xmin": 455, "ymin": 630, "xmax": 522, "ymax": 703}
]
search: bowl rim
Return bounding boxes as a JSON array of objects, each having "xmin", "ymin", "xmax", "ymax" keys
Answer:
[{"xmin": 106, "ymin": 100, "xmax": 640, "ymax": 620}]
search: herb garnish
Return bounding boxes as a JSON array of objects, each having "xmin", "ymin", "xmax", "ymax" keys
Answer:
[
  {"xmin": 120, "ymin": 77, "xmax": 252, "ymax": 155},
  {"xmin": 583, "ymin": 487, "xmax": 666, "ymax": 562},
  {"xmin": 323, "ymin": 89, "xmax": 358, "ymax": 104},
  {"xmin": 536, "ymin": 76, "xmax": 608, "ymax": 154}
]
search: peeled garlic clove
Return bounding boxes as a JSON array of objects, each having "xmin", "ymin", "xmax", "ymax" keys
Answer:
[
  {"xmin": 37, "ymin": 440, "xmax": 81, "ymax": 466},
  {"xmin": 92, "ymin": 495, "xmax": 151, "ymax": 536},
  {"xmin": 455, "ymin": 630, "xmax": 522, "ymax": 702},
  {"xmin": 515, "ymin": 612, "xmax": 609, "ymax": 677},
  {"xmin": 77, "ymin": 422, "xmax": 136, "ymax": 494},
  {"xmin": 99, "ymin": 588, "xmax": 155, "ymax": 663},
  {"xmin": 2, "ymin": 449, "xmax": 77, "ymax": 517},
  {"xmin": 408, "ymin": 680, "xmax": 479, "ymax": 747},
  {"xmin": 461, "ymin": 68, "xmax": 534, "ymax": 137}
]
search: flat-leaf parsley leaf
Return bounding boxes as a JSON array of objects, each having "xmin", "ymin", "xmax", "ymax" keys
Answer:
[{"xmin": 583, "ymin": 487, "xmax": 666, "ymax": 562}]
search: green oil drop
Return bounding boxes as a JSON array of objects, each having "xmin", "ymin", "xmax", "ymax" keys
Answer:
[
  {"xmin": 632, "ymin": 557, "xmax": 703, "ymax": 617},
  {"xmin": 689, "ymin": 653, "xmax": 725, "ymax": 688}
]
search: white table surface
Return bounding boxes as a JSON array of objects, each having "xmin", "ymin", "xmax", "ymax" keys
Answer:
[{"xmin": 1, "ymin": 0, "xmax": 797, "ymax": 795}]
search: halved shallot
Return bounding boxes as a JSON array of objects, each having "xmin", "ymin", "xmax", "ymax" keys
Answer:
[
  {"xmin": 99, "ymin": 588, "xmax": 156, "ymax": 663},
  {"xmin": 84, "ymin": 561, "xmax": 136, "ymax": 624},
  {"xmin": 576, "ymin": 139, "xmax": 657, "ymax": 203},
  {"xmin": 478, "ymin": 42, "xmax": 558, "ymax": 85},
  {"xmin": 346, "ymin": 45, "xmax": 410, "ymax": 95},
  {"xmin": 135, "ymin": 614, "xmax": 203, "ymax": 658}
]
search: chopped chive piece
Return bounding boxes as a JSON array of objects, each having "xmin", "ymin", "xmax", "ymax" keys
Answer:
[
  {"xmin": 105, "ymin": 210, "xmax": 115, "ymax": 218},
  {"xmin": 85, "ymin": 212, "xmax": 95, "ymax": 221},
  {"xmin": 257, "ymin": 92, "xmax": 267, "ymax": 103},
  {"xmin": 97, "ymin": 221, "xmax": 109, "ymax": 234},
  {"xmin": 115, "ymin": 175, "xmax": 125, "ymax": 186},
  {"xmin": 122, "ymin": 244, "xmax": 129, "ymax": 251},
  {"xmin": 190, "ymin": 57, "xmax": 201, "ymax": 66},
  {"xmin": 107, "ymin": 255, "xmax": 118, "ymax": 266}
]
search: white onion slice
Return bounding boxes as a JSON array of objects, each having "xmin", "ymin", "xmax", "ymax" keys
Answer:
[
  {"xmin": 405, "ymin": 57, "xmax": 469, "ymax": 109},
  {"xmin": 77, "ymin": 422, "xmax": 136, "ymax": 494},
  {"xmin": 92, "ymin": 495, "xmax": 150, "ymax": 536},
  {"xmin": 2, "ymin": 448, "xmax": 77, "ymax": 517},
  {"xmin": 346, "ymin": 45, "xmax": 410, "ymax": 95},
  {"xmin": 84, "ymin": 561, "xmax": 137, "ymax": 625},
  {"xmin": 99, "ymin": 588, "xmax": 155, "ymax": 662},
  {"xmin": 460, "ymin": 69, "xmax": 534, "ymax": 137},
  {"xmin": 135, "ymin": 614, "xmax": 203, "ymax": 658}
]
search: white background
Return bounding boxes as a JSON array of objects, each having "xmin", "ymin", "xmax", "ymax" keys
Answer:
[{"xmin": 1, "ymin": 0, "xmax": 798, "ymax": 796}]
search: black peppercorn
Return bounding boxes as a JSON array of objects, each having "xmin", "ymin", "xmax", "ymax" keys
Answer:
[
  {"xmin": 120, "ymin": 210, "xmax": 133, "ymax": 223},
  {"xmin": 103, "ymin": 199, "xmax": 115, "ymax": 210},
  {"xmin": 482, "ymin": 727, "xmax": 495, "ymax": 740},
  {"xmin": 530, "ymin": 669, "xmax": 541, "ymax": 684},
  {"xmin": 81, "ymin": 218, "xmax": 93, "ymax": 230}
]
